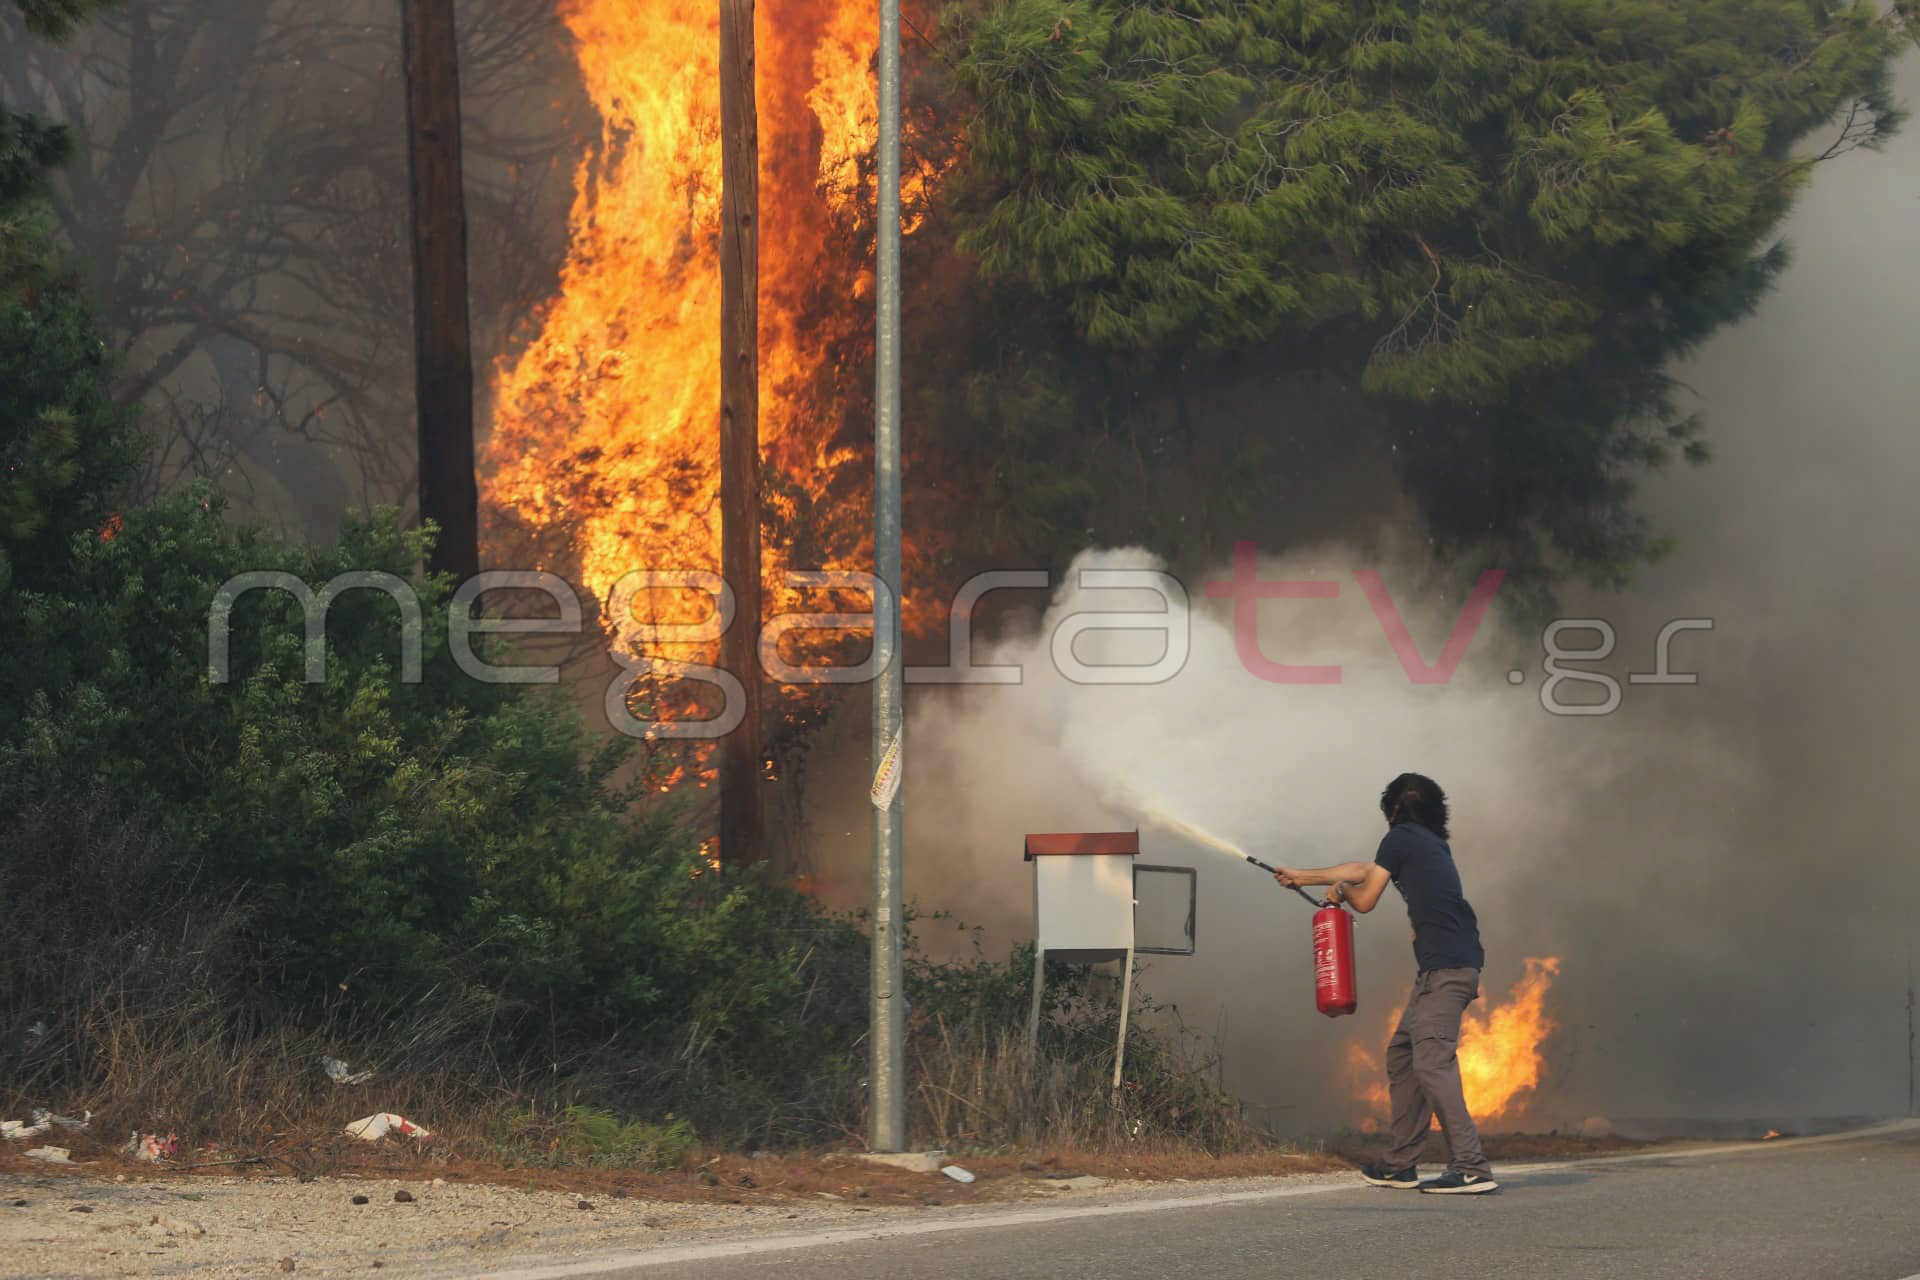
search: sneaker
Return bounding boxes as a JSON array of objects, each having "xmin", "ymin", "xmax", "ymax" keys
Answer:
[
  {"xmin": 1419, "ymin": 1169, "xmax": 1498, "ymax": 1194},
  {"xmin": 1359, "ymin": 1160, "xmax": 1418, "ymax": 1189}
]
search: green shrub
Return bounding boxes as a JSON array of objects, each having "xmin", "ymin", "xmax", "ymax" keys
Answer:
[{"xmin": 490, "ymin": 1106, "xmax": 697, "ymax": 1171}]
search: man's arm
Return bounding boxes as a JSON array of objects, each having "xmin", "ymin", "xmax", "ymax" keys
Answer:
[{"xmin": 1274, "ymin": 861, "xmax": 1394, "ymax": 914}]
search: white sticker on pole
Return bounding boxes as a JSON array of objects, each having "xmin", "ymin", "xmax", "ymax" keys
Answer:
[{"xmin": 870, "ymin": 733, "xmax": 903, "ymax": 810}]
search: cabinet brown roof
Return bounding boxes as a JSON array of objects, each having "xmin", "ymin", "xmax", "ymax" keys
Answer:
[{"xmin": 1023, "ymin": 831, "xmax": 1140, "ymax": 859}]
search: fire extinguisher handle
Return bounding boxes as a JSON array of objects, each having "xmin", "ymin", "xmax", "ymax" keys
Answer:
[{"xmin": 1242, "ymin": 854, "xmax": 1331, "ymax": 911}]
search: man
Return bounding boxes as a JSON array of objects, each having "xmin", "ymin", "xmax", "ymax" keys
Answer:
[{"xmin": 1275, "ymin": 772, "xmax": 1497, "ymax": 1194}]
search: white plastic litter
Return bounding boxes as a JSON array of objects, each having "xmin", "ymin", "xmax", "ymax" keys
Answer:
[
  {"xmin": 940, "ymin": 1164, "xmax": 976, "ymax": 1184},
  {"xmin": 3, "ymin": 1108, "xmax": 86, "ymax": 1139},
  {"xmin": 320, "ymin": 1056, "xmax": 375, "ymax": 1086},
  {"xmin": 24, "ymin": 1146, "xmax": 71, "ymax": 1163},
  {"xmin": 344, "ymin": 1113, "xmax": 432, "ymax": 1141},
  {"xmin": 2, "ymin": 1110, "xmax": 51, "ymax": 1141}
]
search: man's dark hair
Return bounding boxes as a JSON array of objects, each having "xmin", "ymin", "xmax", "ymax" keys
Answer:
[{"xmin": 1380, "ymin": 772, "xmax": 1449, "ymax": 840}]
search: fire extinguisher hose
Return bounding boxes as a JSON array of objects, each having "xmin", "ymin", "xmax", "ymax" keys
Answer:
[{"xmin": 1236, "ymin": 853, "xmax": 1331, "ymax": 911}]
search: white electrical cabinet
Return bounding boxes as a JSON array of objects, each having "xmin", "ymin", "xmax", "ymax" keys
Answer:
[
  {"xmin": 1026, "ymin": 830, "xmax": 1139, "ymax": 961},
  {"xmin": 1023, "ymin": 830, "xmax": 1142, "ymax": 1092}
]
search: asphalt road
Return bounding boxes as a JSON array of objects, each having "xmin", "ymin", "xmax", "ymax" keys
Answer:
[{"xmin": 496, "ymin": 1123, "xmax": 1920, "ymax": 1280}]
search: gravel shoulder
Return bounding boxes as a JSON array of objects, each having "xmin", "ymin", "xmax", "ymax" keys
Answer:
[
  {"xmin": 1, "ymin": 1165, "xmax": 904, "ymax": 1279},
  {"xmin": 0, "ymin": 1162, "xmax": 1365, "ymax": 1279},
  {"xmin": 0, "ymin": 1133, "xmax": 1656, "ymax": 1279}
]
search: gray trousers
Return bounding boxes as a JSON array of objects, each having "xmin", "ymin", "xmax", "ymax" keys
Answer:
[{"xmin": 1382, "ymin": 967, "xmax": 1492, "ymax": 1177}]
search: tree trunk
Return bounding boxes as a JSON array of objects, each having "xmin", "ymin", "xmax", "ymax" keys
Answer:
[
  {"xmin": 401, "ymin": 0, "xmax": 479, "ymax": 581},
  {"xmin": 718, "ymin": 0, "xmax": 765, "ymax": 869}
]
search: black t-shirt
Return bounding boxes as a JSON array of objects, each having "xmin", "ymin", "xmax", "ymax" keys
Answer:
[{"xmin": 1374, "ymin": 822, "xmax": 1484, "ymax": 973}]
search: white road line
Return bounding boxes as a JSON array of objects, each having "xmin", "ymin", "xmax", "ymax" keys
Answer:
[{"xmin": 479, "ymin": 1119, "xmax": 1920, "ymax": 1280}]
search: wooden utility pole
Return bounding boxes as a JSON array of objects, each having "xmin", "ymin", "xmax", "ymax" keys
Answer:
[
  {"xmin": 401, "ymin": 0, "xmax": 480, "ymax": 581},
  {"xmin": 718, "ymin": 0, "xmax": 765, "ymax": 868}
]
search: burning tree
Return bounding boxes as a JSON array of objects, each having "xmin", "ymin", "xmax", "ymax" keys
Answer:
[{"xmin": 482, "ymin": 0, "xmax": 953, "ymax": 841}]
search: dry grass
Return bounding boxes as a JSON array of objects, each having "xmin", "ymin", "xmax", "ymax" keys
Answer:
[
  {"xmin": 905, "ymin": 1011, "xmax": 1262, "ymax": 1156},
  {"xmin": 6, "ymin": 988, "xmax": 1255, "ymax": 1173},
  {"xmin": 7, "ymin": 960, "xmax": 1656, "ymax": 1187}
]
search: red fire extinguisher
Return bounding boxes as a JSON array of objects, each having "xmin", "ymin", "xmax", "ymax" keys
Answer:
[
  {"xmin": 1311, "ymin": 904, "xmax": 1358, "ymax": 1018},
  {"xmin": 1237, "ymin": 853, "xmax": 1360, "ymax": 1017}
]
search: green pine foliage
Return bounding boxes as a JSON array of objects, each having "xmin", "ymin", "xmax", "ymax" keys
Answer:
[
  {"xmin": 1, "ymin": 1, "xmax": 141, "ymax": 593},
  {"xmin": 942, "ymin": 0, "xmax": 1918, "ymax": 594}
]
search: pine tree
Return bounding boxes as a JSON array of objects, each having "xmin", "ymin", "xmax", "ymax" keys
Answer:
[{"xmin": 943, "ymin": 0, "xmax": 1919, "ymax": 593}]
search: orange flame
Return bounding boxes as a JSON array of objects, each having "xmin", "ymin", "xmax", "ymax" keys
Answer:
[
  {"xmin": 483, "ymin": 1, "xmax": 947, "ymax": 747},
  {"xmin": 1346, "ymin": 957, "xmax": 1562, "ymax": 1128}
]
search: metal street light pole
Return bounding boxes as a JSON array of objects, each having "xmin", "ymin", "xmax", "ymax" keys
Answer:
[{"xmin": 868, "ymin": 0, "xmax": 907, "ymax": 1154}]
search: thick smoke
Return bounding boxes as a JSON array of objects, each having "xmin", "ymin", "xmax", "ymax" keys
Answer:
[{"xmin": 820, "ymin": 543, "xmax": 1607, "ymax": 1133}]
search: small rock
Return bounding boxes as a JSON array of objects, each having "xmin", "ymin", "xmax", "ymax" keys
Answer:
[
  {"xmin": 855, "ymin": 1188, "xmax": 870, "ymax": 1199},
  {"xmin": 1056, "ymin": 1175, "xmax": 1107, "ymax": 1191},
  {"xmin": 431, "ymin": 1178, "xmax": 446, "ymax": 1188},
  {"xmin": 372, "ymin": 1261, "xmax": 384, "ymax": 1269},
  {"xmin": 68, "ymin": 1204, "xmax": 94, "ymax": 1213},
  {"xmin": 575, "ymin": 1199, "xmax": 594, "ymax": 1211},
  {"xmin": 642, "ymin": 1217, "xmax": 666, "ymax": 1229},
  {"xmin": 392, "ymin": 1190, "xmax": 414, "ymax": 1204},
  {"xmin": 142, "ymin": 1213, "xmax": 206, "ymax": 1239},
  {"xmin": 9, "ymin": 1200, "xmax": 26, "ymax": 1208},
  {"xmin": 918, "ymin": 1194, "xmax": 942, "ymax": 1207},
  {"xmin": 351, "ymin": 1195, "xmax": 370, "ymax": 1206},
  {"xmin": 277, "ymin": 1257, "xmax": 296, "ymax": 1272}
]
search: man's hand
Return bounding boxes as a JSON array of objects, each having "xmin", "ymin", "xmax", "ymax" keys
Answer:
[{"xmin": 1271, "ymin": 861, "xmax": 1392, "ymax": 913}]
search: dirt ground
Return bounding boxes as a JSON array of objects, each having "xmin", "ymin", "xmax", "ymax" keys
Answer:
[{"xmin": 0, "ymin": 1133, "xmax": 1656, "ymax": 1278}]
